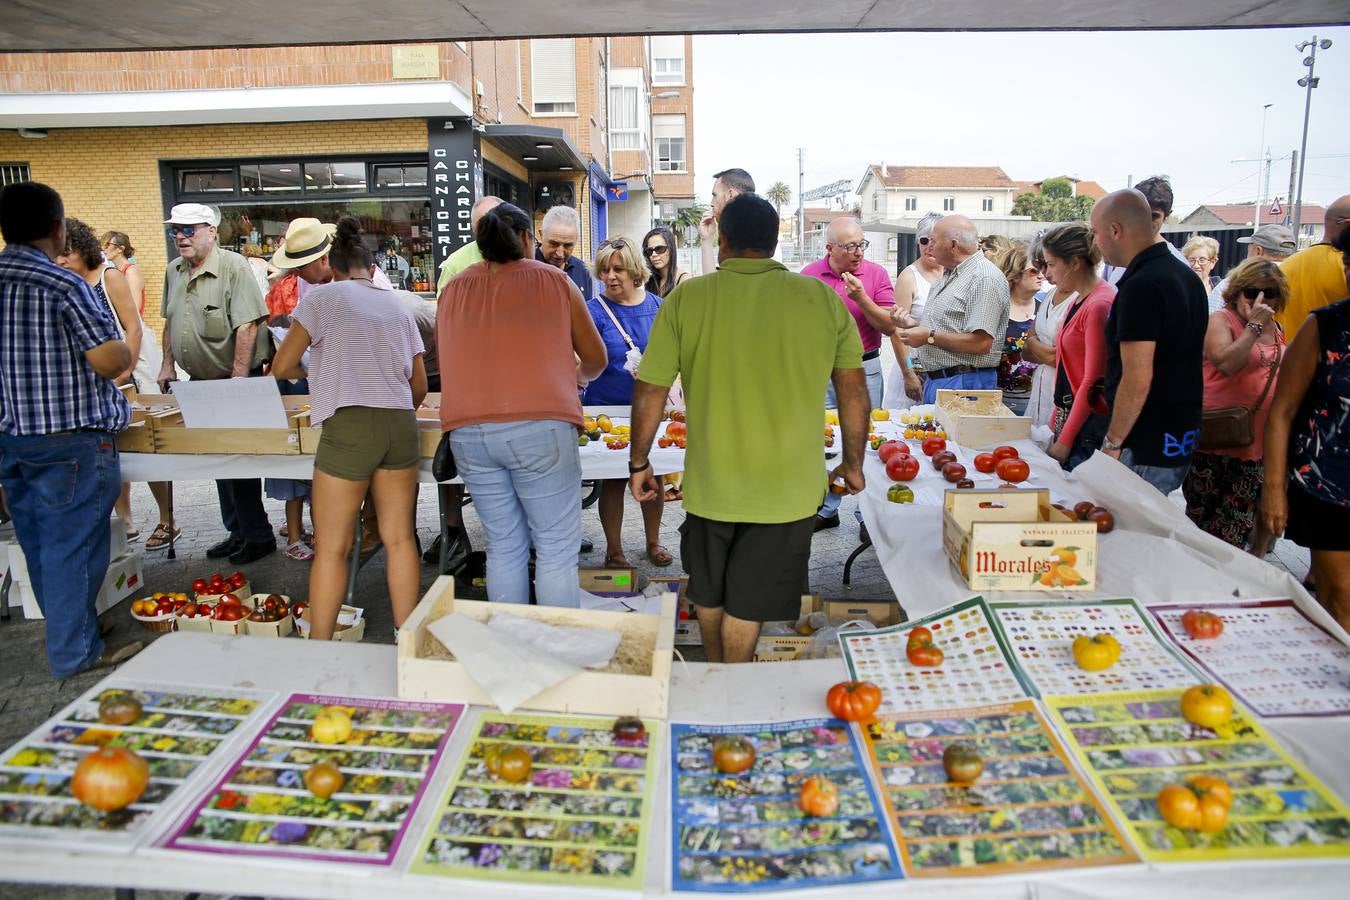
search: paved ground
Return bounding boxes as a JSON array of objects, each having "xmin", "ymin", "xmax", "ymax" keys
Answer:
[{"xmin": 0, "ymin": 475, "xmax": 1307, "ymax": 899}]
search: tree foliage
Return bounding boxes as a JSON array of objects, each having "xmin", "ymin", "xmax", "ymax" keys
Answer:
[
  {"xmin": 1012, "ymin": 180, "xmax": 1095, "ymax": 223},
  {"xmin": 765, "ymin": 181, "xmax": 793, "ymax": 213},
  {"xmin": 673, "ymin": 202, "xmax": 709, "ymax": 247}
]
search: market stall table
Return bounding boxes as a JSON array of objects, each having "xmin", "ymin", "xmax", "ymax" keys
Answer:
[{"xmin": 0, "ymin": 633, "xmax": 1346, "ymax": 899}]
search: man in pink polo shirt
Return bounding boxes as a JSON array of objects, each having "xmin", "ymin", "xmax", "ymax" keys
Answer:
[{"xmin": 801, "ymin": 216, "xmax": 895, "ymax": 529}]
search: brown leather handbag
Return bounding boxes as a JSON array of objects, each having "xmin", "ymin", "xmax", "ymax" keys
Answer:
[{"xmin": 1198, "ymin": 341, "xmax": 1281, "ymax": 451}]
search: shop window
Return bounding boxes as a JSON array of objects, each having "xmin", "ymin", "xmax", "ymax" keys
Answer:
[
  {"xmin": 374, "ymin": 163, "xmax": 428, "ymax": 190},
  {"xmin": 654, "ymin": 114, "xmax": 686, "ymax": 173},
  {"xmin": 531, "ymin": 39, "xmax": 577, "ymax": 115},
  {"xmin": 0, "ymin": 162, "xmax": 31, "ymax": 186},
  {"xmin": 304, "ymin": 161, "xmax": 367, "ymax": 192},
  {"xmin": 242, "ymin": 163, "xmax": 302, "ymax": 195},
  {"xmin": 178, "ymin": 168, "xmax": 234, "ymax": 195}
]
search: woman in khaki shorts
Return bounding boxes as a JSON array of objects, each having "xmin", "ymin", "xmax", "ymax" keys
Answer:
[{"xmin": 272, "ymin": 216, "xmax": 427, "ymax": 638}]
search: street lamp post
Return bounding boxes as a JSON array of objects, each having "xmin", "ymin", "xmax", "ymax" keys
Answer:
[
  {"xmin": 1254, "ymin": 103, "xmax": 1272, "ymax": 231},
  {"xmin": 1292, "ymin": 36, "xmax": 1332, "ymax": 239}
]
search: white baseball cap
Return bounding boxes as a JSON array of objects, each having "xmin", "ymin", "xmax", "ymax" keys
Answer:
[{"xmin": 164, "ymin": 203, "xmax": 219, "ymax": 226}]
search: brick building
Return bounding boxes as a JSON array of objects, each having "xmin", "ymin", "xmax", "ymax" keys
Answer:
[{"xmin": 0, "ymin": 38, "xmax": 695, "ymax": 327}]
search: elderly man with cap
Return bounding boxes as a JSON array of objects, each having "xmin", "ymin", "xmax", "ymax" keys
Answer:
[
  {"xmin": 157, "ymin": 202, "xmax": 273, "ymax": 563},
  {"xmin": 1208, "ymin": 224, "xmax": 1297, "ymax": 313}
]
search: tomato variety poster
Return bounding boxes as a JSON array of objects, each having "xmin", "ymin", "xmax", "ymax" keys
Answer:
[
  {"xmin": 859, "ymin": 701, "xmax": 1137, "ymax": 876},
  {"xmin": 669, "ymin": 718, "xmax": 901, "ymax": 893},
  {"xmin": 411, "ymin": 711, "xmax": 660, "ymax": 891},
  {"xmin": 164, "ymin": 693, "xmax": 462, "ymax": 865},
  {"xmin": 839, "ymin": 596, "xmax": 1030, "ymax": 714},
  {"xmin": 1149, "ymin": 599, "xmax": 1350, "ymax": 717},
  {"xmin": 990, "ymin": 598, "xmax": 1201, "ymax": 697},
  {"xmin": 1046, "ymin": 688, "xmax": 1350, "ymax": 862},
  {"xmin": 0, "ymin": 682, "xmax": 272, "ymax": 848}
]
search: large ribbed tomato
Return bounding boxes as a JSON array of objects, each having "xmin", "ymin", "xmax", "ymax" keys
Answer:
[
  {"xmin": 798, "ymin": 775, "xmax": 840, "ymax": 817},
  {"xmin": 71, "ymin": 746, "xmax": 149, "ymax": 811},
  {"xmin": 825, "ymin": 680, "xmax": 883, "ymax": 721}
]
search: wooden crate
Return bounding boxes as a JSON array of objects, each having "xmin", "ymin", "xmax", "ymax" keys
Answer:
[
  {"xmin": 116, "ymin": 420, "xmax": 155, "ymax": 453},
  {"xmin": 148, "ymin": 409, "xmax": 303, "ymax": 455},
  {"xmin": 934, "ymin": 389, "xmax": 1031, "ymax": 448},
  {"xmin": 942, "ymin": 489, "xmax": 1098, "ymax": 591},
  {"xmin": 397, "ymin": 575, "xmax": 675, "ymax": 719}
]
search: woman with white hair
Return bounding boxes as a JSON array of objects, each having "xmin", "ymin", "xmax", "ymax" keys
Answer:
[
  {"xmin": 883, "ymin": 212, "xmax": 942, "ymax": 407},
  {"xmin": 1184, "ymin": 235, "xmax": 1221, "ymax": 290}
]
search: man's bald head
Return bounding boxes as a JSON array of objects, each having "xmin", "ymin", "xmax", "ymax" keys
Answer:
[
  {"xmin": 1091, "ymin": 189, "xmax": 1155, "ymax": 268},
  {"xmin": 471, "ymin": 196, "xmax": 504, "ymax": 230},
  {"xmin": 1325, "ymin": 194, "xmax": 1350, "ymax": 243},
  {"xmin": 929, "ymin": 215, "xmax": 979, "ymax": 268}
]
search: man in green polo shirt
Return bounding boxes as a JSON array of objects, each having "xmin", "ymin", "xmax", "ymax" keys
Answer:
[
  {"xmin": 628, "ymin": 193, "xmax": 869, "ymax": 663},
  {"xmin": 433, "ymin": 195, "xmax": 503, "ymax": 296},
  {"xmin": 157, "ymin": 203, "xmax": 273, "ymax": 565}
]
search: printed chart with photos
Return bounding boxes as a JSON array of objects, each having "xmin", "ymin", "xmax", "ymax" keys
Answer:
[
  {"xmin": 0, "ymin": 682, "xmax": 273, "ymax": 848},
  {"xmin": 670, "ymin": 718, "xmax": 901, "ymax": 893},
  {"xmin": 1149, "ymin": 599, "xmax": 1350, "ymax": 717},
  {"xmin": 1046, "ymin": 688, "xmax": 1350, "ymax": 862},
  {"xmin": 860, "ymin": 701, "xmax": 1138, "ymax": 876},
  {"xmin": 164, "ymin": 694, "xmax": 462, "ymax": 865},
  {"xmin": 840, "ymin": 596, "xmax": 1029, "ymax": 714},
  {"xmin": 990, "ymin": 598, "xmax": 1201, "ymax": 697},
  {"xmin": 411, "ymin": 712, "xmax": 659, "ymax": 891}
]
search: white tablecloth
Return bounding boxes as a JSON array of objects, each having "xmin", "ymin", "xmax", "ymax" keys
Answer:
[{"xmin": 0, "ymin": 634, "xmax": 1344, "ymax": 899}]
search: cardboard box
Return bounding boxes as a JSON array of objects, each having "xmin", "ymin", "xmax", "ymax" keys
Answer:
[
  {"xmin": 818, "ymin": 598, "xmax": 902, "ymax": 627},
  {"xmin": 943, "ymin": 489, "xmax": 1098, "ymax": 591},
  {"xmin": 298, "ymin": 605, "xmax": 366, "ymax": 642},
  {"xmin": 751, "ymin": 634, "xmax": 813, "ymax": 662},
  {"xmin": 579, "ymin": 567, "xmax": 638, "ymax": 597},
  {"xmin": 16, "ymin": 548, "xmax": 142, "ymax": 620},
  {"xmin": 934, "ymin": 389, "xmax": 1031, "ymax": 448},
  {"xmin": 397, "ymin": 575, "xmax": 675, "ymax": 718}
]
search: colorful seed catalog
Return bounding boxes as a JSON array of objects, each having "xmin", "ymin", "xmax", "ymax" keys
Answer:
[
  {"xmin": 1046, "ymin": 688, "xmax": 1350, "ymax": 861},
  {"xmin": 1149, "ymin": 599, "xmax": 1350, "ymax": 717},
  {"xmin": 0, "ymin": 682, "xmax": 273, "ymax": 848},
  {"xmin": 840, "ymin": 596, "xmax": 1030, "ymax": 714},
  {"xmin": 990, "ymin": 598, "xmax": 1201, "ymax": 697},
  {"xmin": 411, "ymin": 712, "xmax": 659, "ymax": 891},
  {"xmin": 670, "ymin": 718, "xmax": 901, "ymax": 893},
  {"xmin": 164, "ymin": 694, "xmax": 462, "ymax": 865},
  {"xmin": 860, "ymin": 701, "xmax": 1137, "ymax": 876}
]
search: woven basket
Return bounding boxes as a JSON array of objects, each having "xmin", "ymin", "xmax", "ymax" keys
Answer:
[{"xmin": 130, "ymin": 611, "xmax": 177, "ymax": 633}]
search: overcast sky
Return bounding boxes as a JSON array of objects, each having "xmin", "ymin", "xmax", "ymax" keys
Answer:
[{"xmin": 692, "ymin": 27, "xmax": 1350, "ymax": 218}]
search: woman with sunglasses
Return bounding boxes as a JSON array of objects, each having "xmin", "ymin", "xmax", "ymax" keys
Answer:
[
  {"xmin": 1182, "ymin": 258, "xmax": 1287, "ymax": 551},
  {"xmin": 587, "ymin": 237, "xmax": 673, "ymax": 568},
  {"xmin": 642, "ymin": 226, "xmax": 689, "ymax": 298},
  {"xmin": 884, "ymin": 213, "xmax": 942, "ymax": 406},
  {"xmin": 992, "ymin": 241, "xmax": 1042, "ymax": 416}
]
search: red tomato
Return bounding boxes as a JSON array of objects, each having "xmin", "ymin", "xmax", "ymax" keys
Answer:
[
  {"xmin": 1087, "ymin": 507, "xmax": 1115, "ymax": 533},
  {"xmin": 931, "ymin": 450, "xmax": 957, "ymax": 471},
  {"xmin": 229, "ymin": 572, "xmax": 247, "ymax": 589},
  {"xmin": 992, "ymin": 445, "xmax": 1020, "ymax": 461},
  {"xmin": 885, "ymin": 454, "xmax": 920, "ymax": 482},
  {"xmin": 877, "ymin": 440, "xmax": 907, "ymax": 464},
  {"xmin": 995, "ymin": 457, "xmax": 1030, "ymax": 483},
  {"xmin": 942, "ymin": 462, "xmax": 967, "ymax": 483},
  {"xmin": 973, "ymin": 453, "xmax": 997, "ymax": 473},
  {"xmin": 824, "ymin": 681, "xmax": 883, "ymax": 721},
  {"xmin": 921, "ymin": 437, "xmax": 947, "ymax": 457},
  {"xmin": 1073, "ymin": 501, "xmax": 1098, "ymax": 521},
  {"xmin": 1182, "ymin": 609, "xmax": 1225, "ymax": 640},
  {"xmin": 191, "ymin": 578, "xmax": 208, "ymax": 593},
  {"xmin": 665, "ymin": 420, "xmax": 687, "ymax": 439}
]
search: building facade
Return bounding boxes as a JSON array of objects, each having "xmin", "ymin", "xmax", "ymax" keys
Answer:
[{"xmin": 0, "ymin": 38, "xmax": 694, "ymax": 326}]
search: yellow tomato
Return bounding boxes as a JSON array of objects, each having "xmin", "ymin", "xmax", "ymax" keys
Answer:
[
  {"xmin": 310, "ymin": 706, "xmax": 354, "ymax": 744},
  {"xmin": 1180, "ymin": 684, "xmax": 1233, "ymax": 729},
  {"xmin": 870, "ymin": 408, "xmax": 890, "ymax": 422},
  {"xmin": 825, "ymin": 410, "xmax": 840, "ymax": 426},
  {"xmin": 1072, "ymin": 633, "xmax": 1120, "ymax": 671}
]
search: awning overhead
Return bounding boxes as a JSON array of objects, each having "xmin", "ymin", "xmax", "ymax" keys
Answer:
[
  {"xmin": 0, "ymin": 2, "xmax": 1344, "ymax": 51},
  {"xmin": 482, "ymin": 125, "xmax": 586, "ymax": 172}
]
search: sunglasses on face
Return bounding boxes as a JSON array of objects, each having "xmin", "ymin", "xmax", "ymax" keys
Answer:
[
  {"xmin": 918, "ymin": 236, "xmax": 930, "ymax": 246},
  {"xmin": 168, "ymin": 225, "xmax": 200, "ymax": 238},
  {"xmin": 1241, "ymin": 286, "xmax": 1279, "ymax": 300},
  {"xmin": 643, "ymin": 244, "xmax": 669, "ymax": 256}
]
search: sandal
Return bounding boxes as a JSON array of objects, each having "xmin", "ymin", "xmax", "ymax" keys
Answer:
[
  {"xmin": 124, "ymin": 527, "xmax": 141, "ymax": 542},
  {"xmin": 143, "ymin": 523, "xmax": 181, "ymax": 552},
  {"xmin": 604, "ymin": 553, "xmax": 631, "ymax": 569},
  {"xmin": 665, "ymin": 487, "xmax": 683, "ymax": 502},
  {"xmin": 646, "ymin": 543, "xmax": 674, "ymax": 567},
  {"xmin": 284, "ymin": 541, "xmax": 315, "ymax": 561}
]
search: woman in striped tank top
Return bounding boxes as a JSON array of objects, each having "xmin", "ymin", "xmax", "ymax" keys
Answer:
[{"xmin": 272, "ymin": 217, "xmax": 428, "ymax": 639}]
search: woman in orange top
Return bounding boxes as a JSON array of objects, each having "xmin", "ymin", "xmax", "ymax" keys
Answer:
[
  {"xmin": 1182, "ymin": 258, "xmax": 1287, "ymax": 550},
  {"xmin": 100, "ymin": 231, "xmax": 145, "ymax": 316},
  {"xmin": 438, "ymin": 204, "xmax": 607, "ymax": 608}
]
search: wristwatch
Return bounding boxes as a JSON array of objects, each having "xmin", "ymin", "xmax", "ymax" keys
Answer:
[
  {"xmin": 1101, "ymin": 437, "xmax": 1124, "ymax": 453},
  {"xmin": 628, "ymin": 460, "xmax": 652, "ymax": 475},
  {"xmin": 926, "ymin": 329, "xmax": 936, "ymax": 345},
  {"xmin": 1247, "ymin": 321, "xmax": 1264, "ymax": 335}
]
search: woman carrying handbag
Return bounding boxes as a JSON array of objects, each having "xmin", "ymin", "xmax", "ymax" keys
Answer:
[{"xmin": 1182, "ymin": 258, "xmax": 1287, "ymax": 550}]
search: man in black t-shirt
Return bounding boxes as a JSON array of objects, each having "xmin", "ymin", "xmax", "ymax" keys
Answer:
[{"xmin": 1091, "ymin": 190, "xmax": 1208, "ymax": 494}]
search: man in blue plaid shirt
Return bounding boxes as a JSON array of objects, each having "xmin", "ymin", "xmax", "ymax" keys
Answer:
[{"xmin": 0, "ymin": 182, "xmax": 144, "ymax": 678}]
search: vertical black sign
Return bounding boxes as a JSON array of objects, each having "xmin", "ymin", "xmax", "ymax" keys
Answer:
[{"xmin": 427, "ymin": 117, "xmax": 483, "ymax": 281}]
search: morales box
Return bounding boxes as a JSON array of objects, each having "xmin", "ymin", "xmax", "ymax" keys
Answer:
[{"xmin": 943, "ymin": 489, "xmax": 1097, "ymax": 591}]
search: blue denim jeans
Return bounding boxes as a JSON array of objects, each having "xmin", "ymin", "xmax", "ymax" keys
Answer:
[
  {"xmin": 921, "ymin": 367, "xmax": 998, "ymax": 405},
  {"xmin": 1120, "ymin": 447, "xmax": 1189, "ymax": 495},
  {"xmin": 450, "ymin": 420, "xmax": 582, "ymax": 608},
  {"xmin": 0, "ymin": 431, "xmax": 120, "ymax": 678}
]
